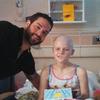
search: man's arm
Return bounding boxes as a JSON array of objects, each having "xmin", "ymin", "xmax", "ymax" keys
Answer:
[
  {"xmin": 0, "ymin": 92, "xmax": 14, "ymax": 100},
  {"xmin": 25, "ymin": 72, "xmax": 40, "ymax": 90}
]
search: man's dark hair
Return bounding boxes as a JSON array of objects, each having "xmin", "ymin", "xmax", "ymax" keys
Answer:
[{"xmin": 26, "ymin": 12, "xmax": 53, "ymax": 30}]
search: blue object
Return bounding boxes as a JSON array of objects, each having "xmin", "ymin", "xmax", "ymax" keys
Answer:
[
  {"xmin": 0, "ymin": 76, "xmax": 15, "ymax": 93},
  {"xmin": 44, "ymin": 88, "xmax": 73, "ymax": 100}
]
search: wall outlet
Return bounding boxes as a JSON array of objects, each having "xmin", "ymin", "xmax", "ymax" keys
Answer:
[{"xmin": 92, "ymin": 35, "xmax": 100, "ymax": 44}]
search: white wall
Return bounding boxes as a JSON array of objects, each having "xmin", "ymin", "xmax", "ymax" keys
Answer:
[
  {"xmin": 85, "ymin": 0, "xmax": 100, "ymax": 31},
  {"xmin": 0, "ymin": 0, "xmax": 100, "ymax": 32},
  {"xmin": 0, "ymin": 0, "xmax": 16, "ymax": 21}
]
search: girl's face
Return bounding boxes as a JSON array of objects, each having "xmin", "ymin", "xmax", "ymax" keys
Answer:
[{"xmin": 53, "ymin": 39, "xmax": 73, "ymax": 63}]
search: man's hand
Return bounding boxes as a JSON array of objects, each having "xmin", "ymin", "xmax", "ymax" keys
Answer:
[
  {"xmin": 0, "ymin": 92, "xmax": 14, "ymax": 99},
  {"xmin": 25, "ymin": 73, "xmax": 40, "ymax": 90}
]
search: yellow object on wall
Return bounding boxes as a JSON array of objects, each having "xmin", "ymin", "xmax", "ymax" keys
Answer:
[{"xmin": 63, "ymin": 4, "xmax": 75, "ymax": 21}]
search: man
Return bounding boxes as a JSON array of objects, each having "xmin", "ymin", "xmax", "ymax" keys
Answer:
[{"xmin": 0, "ymin": 12, "xmax": 53, "ymax": 93}]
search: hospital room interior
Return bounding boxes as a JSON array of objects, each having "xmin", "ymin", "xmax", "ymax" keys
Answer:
[{"xmin": 0, "ymin": 0, "xmax": 100, "ymax": 99}]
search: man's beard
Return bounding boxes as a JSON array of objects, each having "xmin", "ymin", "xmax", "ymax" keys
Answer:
[{"xmin": 24, "ymin": 27, "xmax": 42, "ymax": 45}]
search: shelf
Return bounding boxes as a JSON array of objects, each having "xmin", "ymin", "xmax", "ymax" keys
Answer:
[
  {"xmin": 53, "ymin": 20, "xmax": 87, "ymax": 24},
  {"xmin": 48, "ymin": 0, "xmax": 86, "ymax": 24},
  {"xmin": 50, "ymin": 9, "xmax": 83, "ymax": 13},
  {"xmin": 50, "ymin": 0, "xmax": 83, "ymax": 2}
]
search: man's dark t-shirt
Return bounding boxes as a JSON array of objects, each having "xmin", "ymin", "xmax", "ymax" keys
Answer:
[{"xmin": 0, "ymin": 21, "xmax": 36, "ymax": 79}]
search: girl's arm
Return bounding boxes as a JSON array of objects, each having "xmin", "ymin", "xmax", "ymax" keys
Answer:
[
  {"xmin": 38, "ymin": 67, "xmax": 49, "ymax": 100},
  {"xmin": 77, "ymin": 67, "xmax": 89, "ymax": 99}
]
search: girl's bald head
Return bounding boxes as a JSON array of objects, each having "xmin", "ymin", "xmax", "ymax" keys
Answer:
[{"xmin": 54, "ymin": 35, "xmax": 74, "ymax": 50}]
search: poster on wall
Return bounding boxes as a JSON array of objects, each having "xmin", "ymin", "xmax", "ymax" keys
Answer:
[
  {"xmin": 15, "ymin": 0, "xmax": 25, "ymax": 21},
  {"xmin": 63, "ymin": 4, "xmax": 75, "ymax": 21}
]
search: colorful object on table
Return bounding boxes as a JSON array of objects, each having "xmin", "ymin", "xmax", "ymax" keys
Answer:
[
  {"xmin": 63, "ymin": 4, "xmax": 75, "ymax": 21},
  {"xmin": 44, "ymin": 88, "xmax": 73, "ymax": 100},
  {"xmin": 94, "ymin": 89, "xmax": 100, "ymax": 100}
]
